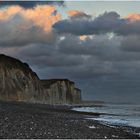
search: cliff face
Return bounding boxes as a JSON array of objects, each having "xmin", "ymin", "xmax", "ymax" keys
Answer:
[
  {"xmin": 41, "ymin": 79, "xmax": 81, "ymax": 104},
  {"xmin": 0, "ymin": 54, "xmax": 81, "ymax": 104},
  {"xmin": 0, "ymin": 54, "xmax": 48, "ymax": 103}
]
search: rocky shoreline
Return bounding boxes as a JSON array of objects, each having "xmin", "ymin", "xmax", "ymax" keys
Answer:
[{"xmin": 0, "ymin": 101, "xmax": 139, "ymax": 139}]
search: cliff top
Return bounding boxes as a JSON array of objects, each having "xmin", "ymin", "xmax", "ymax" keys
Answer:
[
  {"xmin": 0, "ymin": 54, "xmax": 38, "ymax": 78},
  {"xmin": 41, "ymin": 79, "xmax": 75, "ymax": 88}
]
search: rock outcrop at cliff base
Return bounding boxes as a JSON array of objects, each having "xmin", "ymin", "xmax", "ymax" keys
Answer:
[{"xmin": 0, "ymin": 54, "xmax": 82, "ymax": 104}]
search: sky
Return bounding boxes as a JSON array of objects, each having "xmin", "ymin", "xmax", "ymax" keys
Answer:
[{"xmin": 0, "ymin": 1, "xmax": 140, "ymax": 103}]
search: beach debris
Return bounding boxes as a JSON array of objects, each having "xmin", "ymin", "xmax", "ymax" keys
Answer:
[
  {"xmin": 30, "ymin": 127, "xmax": 33, "ymax": 130},
  {"xmin": 137, "ymin": 133, "xmax": 140, "ymax": 137},
  {"xmin": 89, "ymin": 125, "xmax": 96, "ymax": 129},
  {"xmin": 112, "ymin": 135, "xmax": 119, "ymax": 138},
  {"xmin": 4, "ymin": 117, "xmax": 8, "ymax": 121}
]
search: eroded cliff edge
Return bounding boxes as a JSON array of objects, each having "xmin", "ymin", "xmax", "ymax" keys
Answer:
[{"xmin": 0, "ymin": 54, "xmax": 81, "ymax": 104}]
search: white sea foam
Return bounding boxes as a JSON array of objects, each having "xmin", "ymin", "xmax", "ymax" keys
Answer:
[{"xmin": 72, "ymin": 103, "xmax": 140, "ymax": 128}]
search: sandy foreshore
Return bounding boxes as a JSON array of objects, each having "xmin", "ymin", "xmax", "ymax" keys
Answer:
[{"xmin": 0, "ymin": 101, "xmax": 139, "ymax": 139}]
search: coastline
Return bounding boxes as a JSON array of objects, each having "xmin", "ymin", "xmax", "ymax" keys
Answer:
[{"xmin": 0, "ymin": 101, "xmax": 139, "ymax": 139}]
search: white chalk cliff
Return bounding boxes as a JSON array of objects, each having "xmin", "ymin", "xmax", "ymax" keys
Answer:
[{"xmin": 0, "ymin": 54, "xmax": 81, "ymax": 104}]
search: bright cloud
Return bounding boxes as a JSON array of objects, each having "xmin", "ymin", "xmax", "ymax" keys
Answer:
[
  {"xmin": 126, "ymin": 13, "xmax": 140, "ymax": 21},
  {"xmin": 0, "ymin": 5, "xmax": 61, "ymax": 32},
  {"xmin": 0, "ymin": 5, "xmax": 61, "ymax": 46}
]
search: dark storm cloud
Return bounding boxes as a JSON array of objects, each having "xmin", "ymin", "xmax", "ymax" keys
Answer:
[
  {"xmin": 53, "ymin": 12, "xmax": 122, "ymax": 35},
  {"xmin": 29, "ymin": 55, "xmax": 83, "ymax": 67},
  {"xmin": 58, "ymin": 34, "xmax": 120, "ymax": 55},
  {"xmin": 15, "ymin": 43, "xmax": 84, "ymax": 67},
  {"xmin": 121, "ymin": 35, "xmax": 140, "ymax": 52},
  {"xmin": 0, "ymin": 1, "xmax": 64, "ymax": 8},
  {"xmin": 30, "ymin": 59, "xmax": 117, "ymax": 80},
  {"xmin": 53, "ymin": 11, "xmax": 140, "ymax": 36},
  {"xmin": 117, "ymin": 21, "xmax": 140, "ymax": 35},
  {"xmin": 58, "ymin": 34, "xmax": 140, "ymax": 61}
]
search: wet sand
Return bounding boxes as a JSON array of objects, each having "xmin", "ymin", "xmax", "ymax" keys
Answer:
[{"xmin": 0, "ymin": 101, "xmax": 139, "ymax": 139}]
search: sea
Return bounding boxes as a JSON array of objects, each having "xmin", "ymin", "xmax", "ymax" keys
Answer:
[{"xmin": 72, "ymin": 103, "xmax": 140, "ymax": 128}]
